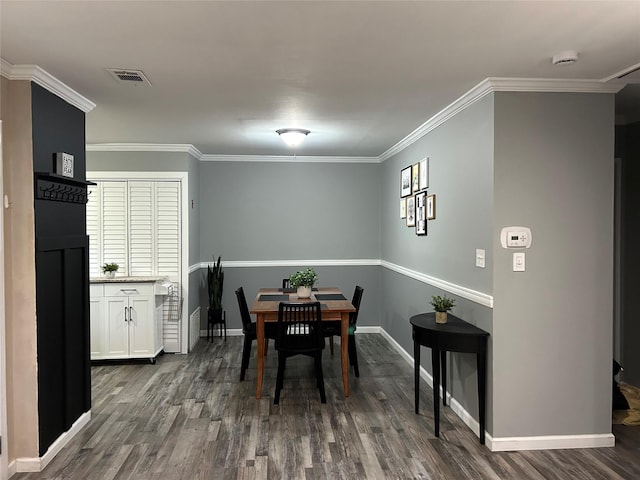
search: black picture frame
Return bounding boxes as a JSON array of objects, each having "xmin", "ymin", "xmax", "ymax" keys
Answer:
[
  {"xmin": 406, "ymin": 195, "xmax": 416, "ymax": 227},
  {"xmin": 416, "ymin": 192, "xmax": 426, "ymax": 235},
  {"xmin": 401, "ymin": 166, "xmax": 412, "ymax": 197}
]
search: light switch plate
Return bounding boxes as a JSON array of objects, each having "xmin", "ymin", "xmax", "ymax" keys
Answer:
[
  {"xmin": 476, "ymin": 249, "xmax": 485, "ymax": 268},
  {"xmin": 513, "ymin": 252, "xmax": 525, "ymax": 272}
]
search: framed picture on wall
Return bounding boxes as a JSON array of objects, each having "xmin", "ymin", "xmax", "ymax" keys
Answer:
[
  {"xmin": 415, "ymin": 192, "xmax": 426, "ymax": 235},
  {"xmin": 400, "ymin": 198, "xmax": 406, "ymax": 218},
  {"xmin": 426, "ymin": 194, "xmax": 436, "ymax": 220},
  {"xmin": 401, "ymin": 166, "xmax": 412, "ymax": 197},
  {"xmin": 412, "ymin": 162, "xmax": 420, "ymax": 193},
  {"xmin": 419, "ymin": 157, "xmax": 429, "ymax": 190},
  {"xmin": 406, "ymin": 195, "xmax": 416, "ymax": 227}
]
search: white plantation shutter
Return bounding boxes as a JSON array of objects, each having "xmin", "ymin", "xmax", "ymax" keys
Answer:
[
  {"xmin": 85, "ymin": 179, "xmax": 181, "ymax": 278},
  {"xmin": 86, "ymin": 183, "xmax": 102, "ymax": 276},
  {"xmin": 101, "ymin": 181, "xmax": 129, "ymax": 274},
  {"xmin": 128, "ymin": 181, "xmax": 154, "ymax": 276},
  {"xmin": 155, "ymin": 181, "xmax": 181, "ymax": 278}
]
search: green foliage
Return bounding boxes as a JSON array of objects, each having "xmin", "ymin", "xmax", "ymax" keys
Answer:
[
  {"xmin": 288, "ymin": 267, "xmax": 318, "ymax": 288},
  {"xmin": 430, "ymin": 294, "xmax": 455, "ymax": 312},
  {"xmin": 102, "ymin": 262, "xmax": 119, "ymax": 273},
  {"xmin": 207, "ymin": 256, "xmax": 224, "ymax": 310}
]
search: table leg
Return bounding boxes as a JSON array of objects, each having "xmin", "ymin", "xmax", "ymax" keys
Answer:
[
  {"xmin": 414, "ymin": 336, "xmax": 420, "ymax": 414},
  {"xmin": 432, "ymin": 346, "xmax": 440, "ymax": 438},
  {"xmin": 441, "ymin": 350, "xmax": 447, "ymax": 406},
  {"xmin": 477, "ymin": 350, "xmax": 487, "ymax": 445},
  {"xmin": 256, "ymin": 314, "xmax": 265, "ymax": 399},
  {"xmin": 341, "ymin": 312, "xmax": 350, "ymax": 396}
]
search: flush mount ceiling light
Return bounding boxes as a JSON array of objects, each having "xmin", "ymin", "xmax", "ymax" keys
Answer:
[
  {"xmin": 276, "ymin": 128, "xmax": 310, "ymax": 147},
  {"xmin": 552, "ymin": 50, "xmax": 579, "ymax": 66}
]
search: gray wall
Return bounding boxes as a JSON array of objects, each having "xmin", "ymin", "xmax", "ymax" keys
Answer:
[
  {"xmin": 492, "ymin": 92, "xmax": 614, "ymax": 437},
  {"xmin": 197, "ymin": 160, "xmax": 381, "ymax": 330},
  {"xmin": 380, "ymin": 95, "xmax": 495, "ymax": 431},
  {"xmin": 198, "ymin": 161, "xmax": 381, "ymax": 260}
]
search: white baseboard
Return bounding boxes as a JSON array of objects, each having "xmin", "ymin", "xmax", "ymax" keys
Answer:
[
  {"xmin": 488, "ymin": 433, "xmax": 615, "ymax": 451},
  {"xmin": 189, "ymin": 307, "xmax": 201, "ymax": 351},
  {"xmin": 14, "ymin": 410, "xmax": 91, "ymax": 472},
  {"xmin": 380, "ymin": 328, "xmax": 615, "ymax": 452}
]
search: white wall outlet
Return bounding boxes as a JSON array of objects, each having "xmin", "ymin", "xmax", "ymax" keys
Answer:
[
  {"xmin": 513, "ymin": 252, "xmax": 525, "ymax": 272},
  {"xmin": 476, "ymin": 249, "xmax": 485, "ymax": 268}
]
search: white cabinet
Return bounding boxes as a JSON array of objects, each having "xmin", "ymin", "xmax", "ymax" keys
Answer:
[{"xmin": 90, "ymin": 282, "xmax": 164, "ymax": 362}]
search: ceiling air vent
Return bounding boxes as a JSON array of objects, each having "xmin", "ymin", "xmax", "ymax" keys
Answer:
[{"xmin": 107, "ymin": 68, "xmax": 152, "ymax": 86}]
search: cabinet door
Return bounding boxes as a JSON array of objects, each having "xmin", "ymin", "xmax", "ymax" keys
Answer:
[
  {"xmin": 105, "ymin": 296, "xmax": 129, "ymax": 357},
  {"xmin": 128, "ymin": 295, "xmax": 154, "ymax": 356},
  {"xmin": 89, "ymin": 295, "xmax": 104, "ymax": 358}
]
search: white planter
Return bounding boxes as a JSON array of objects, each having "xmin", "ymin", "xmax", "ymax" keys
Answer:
[
  {"xmin": 103, "ymin": 271, "xmax": 116, "ymax": 278},
  {"xmin": 297, "ymin": 286, "xmax": 312, "ymax": 299}
]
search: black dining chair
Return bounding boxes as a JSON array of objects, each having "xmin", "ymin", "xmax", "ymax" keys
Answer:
[
  {"xmin": 235, "ymin": 287, "xmax": 277, "ymax": 381},
  {"xmin": 274, "ymin": 302, "xmax": 326, "ymax": 404},
  {"xmin": 323, "ymin": 285, "xmax": 364, "ymax": 377}
]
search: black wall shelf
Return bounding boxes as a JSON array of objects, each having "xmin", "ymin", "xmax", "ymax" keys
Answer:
[{"xmin": 34, "ymin": 172, "xmax": 96, "ymax": 204}]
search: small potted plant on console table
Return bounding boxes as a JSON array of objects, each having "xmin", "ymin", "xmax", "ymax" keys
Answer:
[
  {"xmin": 289, "ymin": 267, "xmax": 318, "ymax": 299},
  {"xmin": 102, "ymin": 262, "xmax": 119, "ymax": 278},
  {"xmin": 430, "ymin": 294, "xmax": 455, "ymax": 324}
]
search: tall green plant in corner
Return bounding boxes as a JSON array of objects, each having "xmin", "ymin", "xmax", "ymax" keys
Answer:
[{"xmin": 207, "ymin": 256, "xmax": 224, "ymax": 311}]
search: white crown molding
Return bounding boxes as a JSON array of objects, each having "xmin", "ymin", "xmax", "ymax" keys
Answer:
[
  {"xmin": 86, "ymin": 143, "xmax": 203, "ymax": 159},
  {"xmin": 601, "ymin": 61, "xmax": 640, "ymax": 83},
  {"xmin": 378, "ymin": 77, "xmax": 625, "ymax": 162},
  {"xmin": 1, "ymin": 59, "xmax": 96, "ymax": 113},
  {"xmin": 199, "ymin": 154, "xmax": 379, "ymax": 163}
]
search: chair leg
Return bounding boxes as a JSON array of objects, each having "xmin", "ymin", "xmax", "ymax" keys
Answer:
[
  {"xmin": 315, "ymin": 353, "xmax": 326, "ymax": 403},
  {"xmin": 349, "ymin": 335, "xmax": 359, "ymax": 378},
  {"xmin": 240, "ymin": 336, "xmax": 252, "ymax": 381},
  {"xmin": 274, "ymin": 354, "xmax": 287, "ymax": 405},
  {"xmin": 329, "ymin": 336, "xmax": 334, "ymax": 355},
  {"xmin": 207, "ymin": 322, "xmax": 212, "ymax": 342}
]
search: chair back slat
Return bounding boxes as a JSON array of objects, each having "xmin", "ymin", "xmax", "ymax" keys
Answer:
[{"xmin": 276, "ymin": 302, "xmax": 323, "ymax": 352}]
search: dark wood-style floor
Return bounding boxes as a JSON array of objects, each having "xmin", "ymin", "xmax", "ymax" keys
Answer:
[{"xmin": 14, "ymin": 334, "xmax": 640, "ymax": 479}]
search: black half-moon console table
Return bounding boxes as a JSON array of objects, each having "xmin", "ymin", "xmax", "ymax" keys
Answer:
[{"xmin": 410, "ymin": 312, "xmax": 490, "ymax": 444}]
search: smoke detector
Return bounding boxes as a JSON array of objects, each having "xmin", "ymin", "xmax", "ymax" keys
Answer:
[
  {"xmin": 107, "ymin": 68, "xmax": 152, "ymax": 86},
  {"xmin": 552, "ymin": 51, "xmax": 579, "ymax": 66}
]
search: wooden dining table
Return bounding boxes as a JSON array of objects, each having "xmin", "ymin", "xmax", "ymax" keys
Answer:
[{"xmin": 249, "ymin": 287, "xmax": 356, "ymax": 399}]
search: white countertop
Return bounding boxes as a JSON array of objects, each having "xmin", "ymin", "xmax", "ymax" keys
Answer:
[{"xmin": 90, "ymin": 276, "xmax": 169, "ymax": 284}]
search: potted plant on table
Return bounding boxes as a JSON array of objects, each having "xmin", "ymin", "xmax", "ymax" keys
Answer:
[
  {"xmin": 289, "ymin": 267, "xmax": 318, "ymax": 299},
  {"xmin": 207, "ymin": 255, "xmax": 225, "ymax": 337},
  {"xmin": 102, "ymin": 262, "xmax": 119, "ymax": 278},
  {"xmin": 430, "ymin": 294, "xmax": 455, "ymax": 324}
]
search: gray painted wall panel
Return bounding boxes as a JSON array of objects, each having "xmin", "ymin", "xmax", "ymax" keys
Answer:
[
  {"xmin": 381, "ymin": 95, "xmax": 494, "ymax": 295},
  {"xmin": 492, "ymin": 92, "xmax": 614, "ymax": 437},
  {"xmin": 380, "ymin": 96, "xmax": 495, "ymax": 432},
  {"xmin": 198, "ymin": 161, "xmax": 381, "ymax": 260}
]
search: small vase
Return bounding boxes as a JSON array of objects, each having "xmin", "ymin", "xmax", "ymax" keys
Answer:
[
  {"xmin": 104, "ymin": 271, "xmax": 116, "ymax": 278},
  {"xmin": 435, "ymin": 311, "xmax": 448, "ymax": 324},
  {"xmin": 297, "ymin": 286, "xmax": 312, "ymax": 299}
]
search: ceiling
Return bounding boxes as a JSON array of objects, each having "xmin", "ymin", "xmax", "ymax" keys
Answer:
[{"xmin": 1, "ymin": 1, "xmax": 639, "ymax": 158}]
